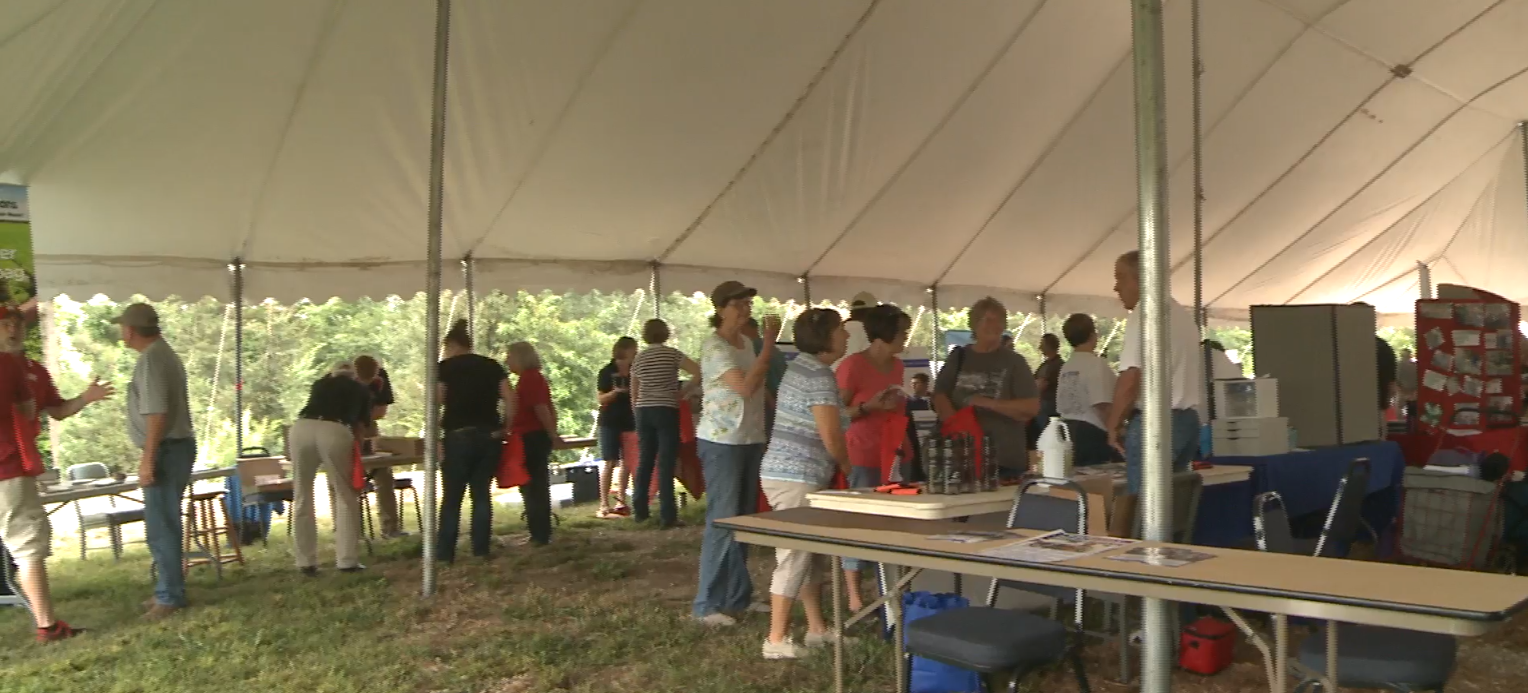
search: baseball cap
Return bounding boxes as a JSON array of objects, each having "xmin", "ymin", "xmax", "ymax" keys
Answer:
[
  {"xmin": 110, "ymin": 302, "xmax": 159, "ymax": 329},
  {"xmin": 710, "ymin": 280, "xmax": 757, "ymax": 310},
  {"xmin": 850, "ymin": 291, "xmax": 879, "ymax": 310}
]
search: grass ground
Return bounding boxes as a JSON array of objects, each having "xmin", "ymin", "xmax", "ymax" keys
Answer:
[{"xmin": 5, "ymin": 493, "xmax": 1528, "ymax": 693}]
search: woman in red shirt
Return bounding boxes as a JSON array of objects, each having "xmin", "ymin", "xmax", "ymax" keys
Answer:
[
  {"xmin": 507, "ymin": 342, "xmax": 563, "ymax": 546},
  {"xmin": 834, "ymin": 305, "xmax": 911, "ymax": 612}
]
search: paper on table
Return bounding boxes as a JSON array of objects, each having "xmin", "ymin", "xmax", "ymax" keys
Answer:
[
  {"xmin": 981, "ymin": 530, "xmax": 1137, "ymax": 564},
  {"xmin": 1106, "ymin": 546, "xmax": 1215, "ymax": 568},
  {"xmin": 927, "ymin": 531, "xmax": 1013, "ymax": 544}
]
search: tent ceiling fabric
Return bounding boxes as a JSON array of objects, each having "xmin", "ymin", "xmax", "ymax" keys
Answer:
[{"xmin": 4, "ymin": 0, "xmax": 1528, "ymax": 320}]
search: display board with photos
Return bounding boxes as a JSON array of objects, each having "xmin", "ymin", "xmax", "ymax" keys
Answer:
[{"xmin": 1415, "ymin": 296, "xmax": 1520, "ymax": 432}]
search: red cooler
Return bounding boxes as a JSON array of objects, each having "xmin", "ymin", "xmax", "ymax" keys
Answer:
[{"xmin": 1179, "ymin": 617, "xmax": 1236, "ymax": 675}]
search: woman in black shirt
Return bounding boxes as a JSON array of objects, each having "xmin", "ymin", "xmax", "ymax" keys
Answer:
[
  {"xmin": 436, "ymin": 320, "xmax": 515, "ymax": 562},
  {"xmin": 596, "ymin": 337, "xmax": 638, "ymax": 518}
]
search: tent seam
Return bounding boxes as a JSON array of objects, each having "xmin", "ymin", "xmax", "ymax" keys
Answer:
[
  {"xmin": 656, "ymin": 0, "xmax": 883, "ymax": 263},
  {"xmin": 799, "ymin": 0, "xmax": 1050, "ymax": 279}
]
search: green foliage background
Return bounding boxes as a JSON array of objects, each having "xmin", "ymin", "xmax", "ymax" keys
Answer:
[{"xmin": 39, "ymin": 290, "xmax": 1262, "ymax": 472}]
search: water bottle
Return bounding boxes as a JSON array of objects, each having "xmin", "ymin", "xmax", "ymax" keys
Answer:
[
  {"xmin": 888, "ymin": 444, "xmax": 905, "ymax": 484},
  {"xmin": 1038, "ymin": 417, "xmax": 1074, "ymax": 482},
  {"xmin": 925, "ymin": 437, "xmax": 946, "ymax": 494},
  {"xmin": 947, "ymin": 436, "xmax": 966, "ymax": 494},
  {"xmin": 981, "ymin": 435, "xmax": 998, "ymax": 491},
  {"xmin": 961, "ymin": 435, "xmax": 978, "ymax": 493},
  {"xmin": 941, "ymin": 437, "xmax": 959, "ymax": 494}
]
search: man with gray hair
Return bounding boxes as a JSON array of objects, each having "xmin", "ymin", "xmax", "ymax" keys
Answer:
[{"xmin": 112, "ymin": 302, "xmax": 196, "ymax": 620}]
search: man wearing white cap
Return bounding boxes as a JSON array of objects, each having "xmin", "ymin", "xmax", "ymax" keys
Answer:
[
  {"xmin": 111, "ymin": 302, "xmax": 196, "ymax": 620},
  {"xmin": 833, "ymin": 291, "xmax": 878, "ymax": 372}
]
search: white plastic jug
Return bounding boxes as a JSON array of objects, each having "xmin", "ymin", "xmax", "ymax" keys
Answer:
[{"xmin": 1037, "ymin": 417, "xmax": 1073, "ymax": 481}]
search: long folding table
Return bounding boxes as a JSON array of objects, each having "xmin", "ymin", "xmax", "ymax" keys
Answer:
[{"xmin": 721, "ymin": 508, "xmax": 1528, "ymax": 693}]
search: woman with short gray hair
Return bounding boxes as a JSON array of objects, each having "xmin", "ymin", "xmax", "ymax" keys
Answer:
[
  {"xmin": 932, "ymin": 296, "xmax": 1040, "ymax": 478},
  {"xmin": 507, "ymin": 341, "xmax": 562, "ymax": 546}
]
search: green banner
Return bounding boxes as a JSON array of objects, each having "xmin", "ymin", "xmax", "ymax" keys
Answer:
[{"xmin": 0, "ymin": 184, "xmax": 32, "ymax": 307}]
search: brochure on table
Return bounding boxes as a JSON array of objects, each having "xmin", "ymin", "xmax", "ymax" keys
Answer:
[{"xmin": 981, "ymin": 530, "xmax": 1137, "ymax": 563}]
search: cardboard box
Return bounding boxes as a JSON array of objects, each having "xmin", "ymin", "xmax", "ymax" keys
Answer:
[
  {"xmin": 1025, "ymin": 474, "xmax": 1133, "ymax": 537},
  {"xmin": 373, "ymin": 436, "xmax": 424, "ymax": 457}
]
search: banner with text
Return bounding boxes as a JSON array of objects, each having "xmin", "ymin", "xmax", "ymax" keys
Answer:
[{"xmin": 0, "ymin": 184, "xmax": 33, "ymax": 309}]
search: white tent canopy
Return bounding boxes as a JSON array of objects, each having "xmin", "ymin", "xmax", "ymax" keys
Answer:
[{"xmin": 4, "ymin": 0, "xmax": 1527, "ymax": 320}]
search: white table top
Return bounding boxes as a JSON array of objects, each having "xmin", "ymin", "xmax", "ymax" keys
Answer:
[
  {"xmin": 40, "ymin": 466, "xmax": 236, "ymax": 505},
  {"xmin": 808, "ymin": 464, "xmax": 1251, "ymax": 520}
]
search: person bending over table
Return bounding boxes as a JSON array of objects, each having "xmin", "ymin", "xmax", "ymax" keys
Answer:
[
  {"xmin": 289, "ymin": 361, "xmax": 372, "ymax": 576},
  {"xmin": 0, "ymin": 304, "xmax": 112, "ymax": 641},
  {"xmin": 759, "ymin": 308, "xmax": 852, "ymax": 660},
  {"xmin": 693, "ymin": 280, "xmax": 779, "ymax": 628},
  {"xmin": 836, "ymin": 304, "xmax": 911, "ymax": 613},
  {"xmin": 354, "ymin": 355, "xmax": 406, "ymax": 537},
  {"xmin": 437, "ymin": 320, "xmax": 515, "ymax": 562},
  {"xmin": 596, "ymin": 337, "xmax": 638, "ymax": 519},
  {"xmin": 508, "ymin": 341, "xmax": 562, "ymax": 547},
  {"xmin": 932, "ymin": 296, "xmax": 1040, "ymax": 478},
  {"xmin": 1105, "ymin": 251, "xmax": 1204, "ymax": 496}
]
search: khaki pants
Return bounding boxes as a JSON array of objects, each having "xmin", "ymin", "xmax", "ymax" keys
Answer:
[
  {"xmin": 372, "ymin": 467, "xmax": 400, "ymax": 534},
  {"xmin": 290, "ymin": 419, "xmax": 362, "ymax": 569},
  {"xmin": 0, "ymin": 475, "xmax": 51, "ymax": 560},
  {"xmin": 761, "ymin": 478, "xmax": 827, "ymax": 599}
]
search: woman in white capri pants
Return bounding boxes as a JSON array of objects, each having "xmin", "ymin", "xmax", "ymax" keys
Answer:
[
  {"xmin": 758, "ymin": 308, "xmax": 851, "ymax": 660},
  {"xmin": 288, "ymin": 362, "xmax": 372, "ymax": 575}
]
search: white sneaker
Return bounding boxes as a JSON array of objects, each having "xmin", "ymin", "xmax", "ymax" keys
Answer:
[
  {"xmin": 762, "ymin": 638, "xmax": 808, "ymax": 660},
  {"xmin": 804, "ymin": 631, "xmax": 855, "ymax": 648},
  {"xmin": 696, "ymin": 613, "xmax": 737, "ymax": 627}
]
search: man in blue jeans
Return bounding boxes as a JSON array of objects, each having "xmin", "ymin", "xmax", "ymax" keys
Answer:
[{"xmin": 112, "ymin": 303, "xmax": 197, "ymax": 621}]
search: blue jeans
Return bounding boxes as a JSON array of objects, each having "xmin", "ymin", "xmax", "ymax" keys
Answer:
[
  {"xmin": 634, "ymin": 407, "xmax": 680, "ymax": 526},
  {"xmin": 144, "ymin": 438, "xmax": 195, "ymax": 607},
  {"xmin": 1125, "ymin": 408, "xmax": 1202, "ymax": 496},
  {"xmin": 693, "ymin": 440, "xmax": 762, "ymax": 618},
  {"xmin": 439, "ymin": 428, "xmax": 500, "ymax": 560},
  {"xmin": 843, "ymin": 466, "xmax": 883, "ymax": 572}
]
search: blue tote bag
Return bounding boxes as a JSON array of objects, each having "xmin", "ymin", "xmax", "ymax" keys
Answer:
[{"xmin": 903, "ymin": 591, "xmax": 982, "ymax": 693}]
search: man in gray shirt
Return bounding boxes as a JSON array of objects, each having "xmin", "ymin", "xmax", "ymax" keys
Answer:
[
  {"xmin": 934, "ymin": 297, "xmax": 1040, "ymax": 475},
  {"xmin": 113, "ymin": 303, "xmax": 195, "ymax": 619}
]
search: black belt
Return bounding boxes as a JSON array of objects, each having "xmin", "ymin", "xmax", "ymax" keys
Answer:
[{"xmin": 302, "ymin": 416, "xmax": 352, "ymax": 426}]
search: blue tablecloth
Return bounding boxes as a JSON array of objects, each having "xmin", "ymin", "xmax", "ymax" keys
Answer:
[{"xmin": 1198, "ymin": 441, "xmax": 1406, "ymax": 548}]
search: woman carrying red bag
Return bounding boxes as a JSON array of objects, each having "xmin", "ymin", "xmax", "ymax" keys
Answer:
[
  {"xmin": 437, "ymin": 320, "xmax": 515, "ymax": 563},
  {"xmin": 290, "ymin": 361, "xmax": 374, "ymax": 575},
  {"xmin": 932, "ymin": 297, "xmax": 1041, "ymax": 481},
  {"xmin": 507, "ymin": 341, "xmax": 563, "ymax": 547}
]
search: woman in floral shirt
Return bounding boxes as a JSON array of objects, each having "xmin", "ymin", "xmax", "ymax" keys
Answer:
[{"xmin": 691, "ymin": 280, "xmax": 779, "ymax": 627}]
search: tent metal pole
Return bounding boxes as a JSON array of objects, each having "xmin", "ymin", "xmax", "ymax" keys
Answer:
[
  {"xmin": 1192, "ymin": 0, "xmax": 1213, "ymax": 423},
  {"xmin": 929, "ymin": 286, "xmax": 940, "ymax": 360},
  {"xmin": 1520, "ymin": 121, "xmax": 1527, "ymax": 245},
  {"xmin": 1036, "ymin": 294, "xmax": 1047, "ymax": 338},
  {"xmin": 463, "ymin": 255, "xmax": 475, "ymax": 339},
  {"xmin": 1417, "ymin": 261, "xmax": 1431, "ymax": 300},
  {"xmin": 650, "ymin": 262, "xmax": 661, "ymax": 320},
  {"xmin": 800, "ymin": 275, "xmax": 812, "ymax": 307},
  {"xmin": 421, "ymin": 0, "xmax": 452, "ymax": 599},
  {"xmin": 1130, "ymin": 1, "xmax": 1174, "ymax": 691},
  {"xmin": 232, "ymin": 259, "xmax": 244, "ymax": 457}
]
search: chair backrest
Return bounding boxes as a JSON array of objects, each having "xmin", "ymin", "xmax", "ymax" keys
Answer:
[
  {"xmin": 1252, "ymin": 491, "xmax": 1296, "ymax": 554},
  {"xmin": 996, "ymin": 477, "xmax": 1089, "ymax": 625},
  {"xmin": 1130, "ymin": 470, "xmax": 1206, "ymax": 543},
  {"xmin": 65, "ymin": 462, "xmax": 109, "ymax": 481},
  {"xmin": 1314, "ymin": 457, "xmax": 1371, "ymax": 558},
  {"xmin": 236, "ymin": 457, "xmax": 285, "ymax": 498}
]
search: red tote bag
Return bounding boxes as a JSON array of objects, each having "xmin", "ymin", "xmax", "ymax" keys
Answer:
[
  {"xmin": 349, "ymin": 440, "xmax": 367, "ymax": 492},
  {"xmin": 940, "ymin": 406, "xmax": 987, "ymax": 478},
  {"xmin": 497, "ymin": 435, "xmax": 530, "ymax": 489},
  {"xmin": 879, "ymin": 413, "xmax": 911, "ymax": 482}
]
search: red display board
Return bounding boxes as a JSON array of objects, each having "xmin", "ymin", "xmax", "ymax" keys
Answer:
[{"xmin": 1414, "ymin": 294, "xmax": 1520, "ymax": 432}]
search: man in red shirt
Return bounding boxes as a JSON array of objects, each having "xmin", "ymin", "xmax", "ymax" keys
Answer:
[{"xmin": 0, "ymin": 304, "xmax": 112, "ymax": 642}]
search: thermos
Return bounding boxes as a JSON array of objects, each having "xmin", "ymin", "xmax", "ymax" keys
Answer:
[
  {"xmin": 981, "ymin": 435, "xmax": 998, "ymax": 491},
  {"xmin": 925, "ymin": 437, "xmax": 946, "ymax": 494}
]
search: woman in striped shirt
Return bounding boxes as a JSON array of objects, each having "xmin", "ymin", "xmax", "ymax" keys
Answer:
[{"xmin": 629, "ymin": 318, "xmax": 700, "ymax": 528}]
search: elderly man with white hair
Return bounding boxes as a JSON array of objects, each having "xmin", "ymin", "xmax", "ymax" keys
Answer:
[{"xmin": 288, "ymin": 360, "xmax": 373, "ymax": 576}]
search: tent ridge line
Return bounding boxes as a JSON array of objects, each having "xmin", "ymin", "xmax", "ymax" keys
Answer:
[
  {"xmin": 12, "ymin": 0, "xmax": 167, "ymax": 178},
  {"xmin": 1281, "ymin": 130, "xmax": 1516, "ymax": 305},
  {"xmin": 655, "ymin": 0, "xmax": 883, "ymax": 264},
  {"xmin": 460, "ymin": 0, "xmax": 644, "ymax": 257},
  {"xmin": 799, "ymin": 0, "xmax": 1050, "ymax": 277},
  {"xmin": 931, "ymin": 37, "xmax": 1133, "ymax": 286},
  {"xmin": 1431, "ymin": 165, "xmax": 1507, "ymax": 278},
  {"xmin": 1212, "ymin": 59, "xmax": 1528, "ymax": 306},
  {"xmin": 235, "ymin": 0, "xmax": 353, "ymax": 258},
  {"xmin": 1041, "ymin": 17, "xmax": 1310, "ymax": 296},
  {"xmin": 1209, "ymin": 103, "xmax": 1488, "ymax": 307}
]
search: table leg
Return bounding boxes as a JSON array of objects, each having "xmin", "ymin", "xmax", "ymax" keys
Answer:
[
  {"xmin": 1273, "ymin": 614, "xmax": 1288, "ymax": 693},
  {"xmin": 1221, "ymin": 607, "xmax": 1276, "ymax": 687},
  {"xmin": 832, "ymin": 555, "xmax": 844, "ymax": 693},
  {"xmin": 1324, "ymin": 619, "xmax": 1338, "ymax": 691},
  {"xmin": 846, "ymin": 567, "xmax": 922, "ymax": 628}
]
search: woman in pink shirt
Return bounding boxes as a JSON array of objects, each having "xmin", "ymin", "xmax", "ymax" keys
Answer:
[{"xmin": 834, "ymin": 305, "xmax": 911, "ymax": 612}]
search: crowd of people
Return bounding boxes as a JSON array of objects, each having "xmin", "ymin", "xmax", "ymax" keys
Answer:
[{"xmin": 0, "ymin": 249, "xmax": 1220, "ymax": 655}]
